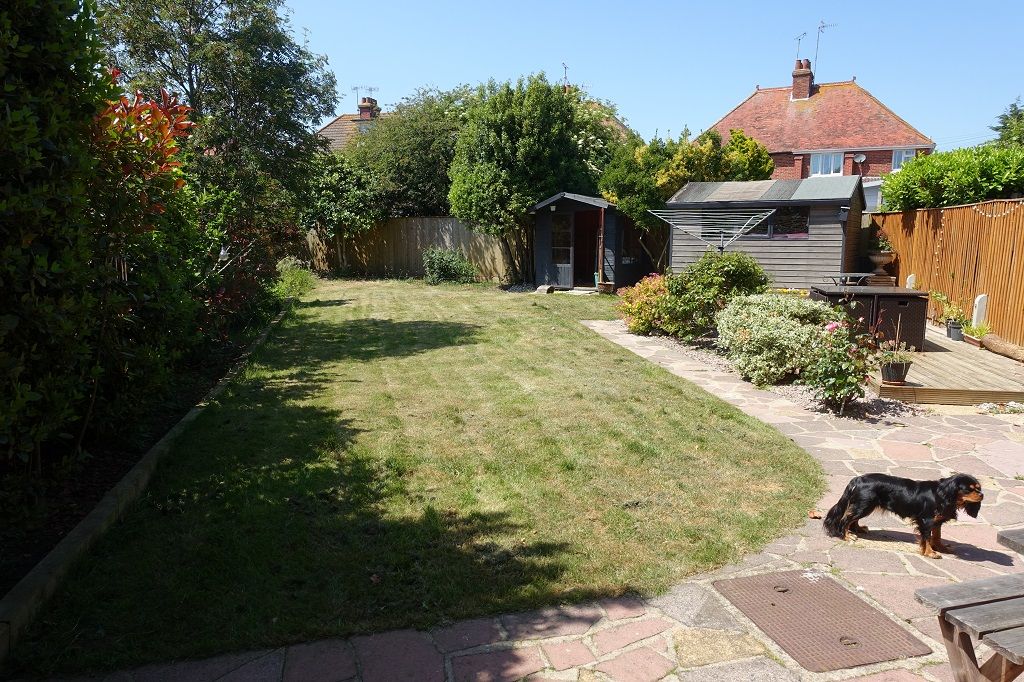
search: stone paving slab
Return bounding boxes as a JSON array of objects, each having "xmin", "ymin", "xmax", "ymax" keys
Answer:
[{"xmin": 41, "ymin": 320, "xmax": 1024, "ymax": 682}]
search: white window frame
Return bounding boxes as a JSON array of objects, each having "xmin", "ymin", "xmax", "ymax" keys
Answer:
[
  {"xmin": 810, "ymin": 151, "xmax": 844, "ymax": 176},
  {"xmin": 891, "ymin": 148, "xmax": 917, "ymax": 171}
]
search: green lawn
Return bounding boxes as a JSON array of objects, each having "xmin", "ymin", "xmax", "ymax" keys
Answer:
[{"xmin": 13, "ymin": 279, "xmax": 823, "ymax": 674}]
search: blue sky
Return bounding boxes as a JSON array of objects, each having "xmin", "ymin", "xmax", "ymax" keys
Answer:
[{"xmin": 286, "ymin": 1, "xmax": 1021, "ymax": 150}]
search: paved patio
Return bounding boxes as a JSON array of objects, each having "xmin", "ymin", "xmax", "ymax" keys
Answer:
[{"xmin": 43, "ymin": 321, "xmax": 1024, "ymax": 682}]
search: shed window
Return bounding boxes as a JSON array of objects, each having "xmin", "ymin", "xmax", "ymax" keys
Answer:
[
  {"xmin": 810, "ymin": 152, "xmax": 844, "ymax": 176},
  {"xmin": 551, "ymin": 214, "xmax": 571, "ymax": 265},
  {"xmin": 747, "ymin": 206, "xmax": 810, "ymax": 239}
]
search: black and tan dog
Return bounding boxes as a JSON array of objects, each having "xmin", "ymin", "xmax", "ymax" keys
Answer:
[{"xmin": 823, "ymin": 473, "xmax": 984, "ymax": 558}]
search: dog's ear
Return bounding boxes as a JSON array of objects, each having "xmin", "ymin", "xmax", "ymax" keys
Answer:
[
  {"xmin": 936, "ymin": 476, "xmax": 960, "ymax": 505},
  {"xmin": 963, "ymin": 500, "xmax": 981, "ymax": 518}
]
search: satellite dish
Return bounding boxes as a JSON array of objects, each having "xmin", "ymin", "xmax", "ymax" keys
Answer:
[{"xmin": 853, "ymin": 153, "xmax": 867, "ymax": 163}]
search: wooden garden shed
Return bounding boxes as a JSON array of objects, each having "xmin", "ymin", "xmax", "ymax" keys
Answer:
[
  {"xmin": 530, "ymin": 192, "xmax": 654, "ymax": 290},
  {"xmin": 664, "ymin": 176, "xmax": 866, "ymax": 289}
]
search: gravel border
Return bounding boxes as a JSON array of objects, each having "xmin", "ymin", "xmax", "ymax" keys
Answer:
[{"xmin": 656, "ymin": 333, "xmax": 926, "ymax": 422}]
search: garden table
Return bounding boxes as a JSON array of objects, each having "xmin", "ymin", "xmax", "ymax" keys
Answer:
[{"xmin": 915, "ymin": 569, "xmax": 1024, "ymax": 682}]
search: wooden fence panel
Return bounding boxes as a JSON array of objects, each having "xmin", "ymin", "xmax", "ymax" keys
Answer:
[
  {"xmin": 305, "ymin": 217, "xmax": 512, "ymax": 281},
  {"xmin": 872, "ymin": 199, "xmax": 1024, "ymax": 346}
]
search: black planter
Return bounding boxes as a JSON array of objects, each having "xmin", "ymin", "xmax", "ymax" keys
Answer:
[
  {"xmin": 947, "ymin": 320, "xmax": 964, "ymax": 342},
  {"xmin": 881, "ymin": 361, "xmax": 912, "ymax": 385}
]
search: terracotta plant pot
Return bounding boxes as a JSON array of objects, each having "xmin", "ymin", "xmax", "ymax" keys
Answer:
[
  {"xmin": 597, "ymin": 281, "xmax": 615, "ymax": 294},
  {"xmin": 965, "ymin": 334, "xmax": 982, "ymax": 347},
  {"xmin": 880, "ymin": 361, "xmax": 912, "ymax": 385}
]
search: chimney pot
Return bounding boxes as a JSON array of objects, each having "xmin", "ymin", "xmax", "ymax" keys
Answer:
[
  {"xmin": 357, "ymin": 96, "xmax": 379, "ymax": 120},
  {"xmin": 791, "ymin": 59, "xmax": 814, "ymax": 100}
]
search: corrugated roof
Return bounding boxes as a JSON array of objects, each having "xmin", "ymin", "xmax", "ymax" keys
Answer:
[
  {"xmin": 667, "ymin": 176, "xmax": 861, "ymax": 206},
  {"xmin": 531, "ymin": 192, "xmax": 614, "ymax": 211}
]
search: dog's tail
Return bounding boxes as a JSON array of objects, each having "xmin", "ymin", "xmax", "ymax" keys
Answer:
[{"xmin": 823, "ymin": 480, "xmax": 857, "ymax": 538}]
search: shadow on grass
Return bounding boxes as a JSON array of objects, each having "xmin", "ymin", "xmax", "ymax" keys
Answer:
[
  {"xmin": 9, "ymin": 314, "xmax": 591, "ymax": 677},
  {"xmin": 298, "ymin": 297, "xmax": 350, "ymax": 309}
]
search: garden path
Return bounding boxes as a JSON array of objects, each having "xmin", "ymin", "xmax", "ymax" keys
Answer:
[{"xmin": 46, "ymin": 320, "xmax": 1024, "ymax": 682}]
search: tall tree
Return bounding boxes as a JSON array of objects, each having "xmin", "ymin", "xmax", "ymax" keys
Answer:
[
  {"xmin": 448, "ymin": 74, "xmax": 621, "ymax": 279},
  {"xmin": 99, "ymin": 0, "xmax": 337, "ymax": 193},
  {"xmin": 992, "ymin": 97, "xmax": 1024, "ymax": 147},
  {"xmin": 346, "ymin": 87, "xmax": 473, "ymax": 217},
  {"xmin": 599, "ymin": 128, "xmax": 773, "ymax": 266}
]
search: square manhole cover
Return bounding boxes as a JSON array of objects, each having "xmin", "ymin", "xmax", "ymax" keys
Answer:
[{"xmin": 714, "ymin": 570, "xmax": 931, "ymax": 672}]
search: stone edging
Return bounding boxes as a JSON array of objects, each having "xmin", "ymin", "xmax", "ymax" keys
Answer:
[{"xmin": 0, "ymin": 302, "xmax": 294, "ymax": 664}]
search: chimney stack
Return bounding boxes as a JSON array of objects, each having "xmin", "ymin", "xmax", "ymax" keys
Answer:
[
  {"xmin": 357, "ymin": 97, "xmax": 379, "ymax": 120},
  {"xmin": 792, "ymin": 58, "xmax": 814, "ymax": 100}
]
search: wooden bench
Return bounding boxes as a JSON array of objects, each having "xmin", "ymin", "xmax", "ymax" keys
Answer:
[{"xmin": 913, "ymin": 532, "xmax": 1024, "ymax": 681}]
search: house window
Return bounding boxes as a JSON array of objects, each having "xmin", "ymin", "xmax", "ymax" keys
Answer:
[
  {"xmin": 747, "ymin": 206, "xmax": 810, "ymax": 240},
  {"xmin": 891, "ymin": 149, "xmax": 917, "ymax": 171},
  {"xmin": 810, "ymin": 152, "xmax": 844, "ymax": 176}
]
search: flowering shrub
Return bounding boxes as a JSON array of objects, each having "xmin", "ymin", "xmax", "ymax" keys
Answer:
[
  {"xmin": 617, "ymin": 274, "xmax": 669, "ymax": 334},
  {"xmin": 802, "ymin": 321, "xmax": 876, "ymax": 412},
  {"xmin": 659, "ymin": 251, "xmax": 770, "ymax": 338},
  {"xmin": 716, "ymin": 294, "xmax": 844, "ymax": 385}
]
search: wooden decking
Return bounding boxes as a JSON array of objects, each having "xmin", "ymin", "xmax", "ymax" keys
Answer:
[{"xmin": 867, "ymin": 326, "xmax": 1024, "ymax": 405}]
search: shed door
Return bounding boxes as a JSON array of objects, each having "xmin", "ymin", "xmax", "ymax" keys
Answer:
[{"xmin": 552, "ymin": 214, "xmax": 572, "ymax": 288}]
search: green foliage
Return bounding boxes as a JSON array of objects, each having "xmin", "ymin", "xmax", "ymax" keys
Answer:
[
  {"xmin": 600, "ymin": 128, "xmax": 773, "ymax": 232},
  {"xmin": 802, "ymin": 320, "xmax": 876, "ymax": 412},
  {"xmin": 616, "ymin": 274, "xmax": 670, "ymax": 334},
  {"xmin": 422, "ymin": 248, "xmax": 477, "ymax": 285},
  {"xmin": 877, "ymin": 339, "xmax": 915, "ymax": 364},
  {"xmin": 716, "ymin": 294, "xmax": 843, "ymax": 386},
  {"xmin": 299, "ymin": 153, "xmax": 387, "ymax": 239},
  {"xmin": 448, "ymin": 74, "xmax": 622, "ymax": 278},
  {"xmin": 659, "ymin": 251, "xmax": 770, "ymax": 339},
  {"xmin": 881, "ymin": 145, "xmax": 1024, "ymax": 211},
  {"xmin": 272, "ymin": 257, "xmax": 317, "ymax": 299},
  {"xmin": 599, "ymin": 135, "xmax": 681, "ymax": 231},
  {"xmin": 992, "ymin": 97, "xmax": 1024, "ymax": 147},
  {"xmin": 963, "ymin": 321, "xmax": 991, "ymax": 338},
  {"xmin": 656, "ymin": 129, "xmax": 774, "ymax": 198},
  {"xmin": 930, "ymin": 291, "xmax": 969, "ymax": 324},
  {"xmin": 1, "ymin": 0, "xmax": 114, "ymax": 465},
  {"xmin": 347, "ymin": 87, "xmax": 472, "ymax": 217}
]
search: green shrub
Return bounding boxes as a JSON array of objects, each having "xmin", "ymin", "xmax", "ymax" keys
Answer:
[
  {"xmin": 423, "ymin": 247, "xmax": 477, "ymax": 285},
  {"xmin": 617, "ymin": 274, "xmax": 669, "ymax": 334},
  {"xmin": 659, "ymin": 251, "xmax": 770, "ymax": 338},
  {"xmin": 802, "ymin": 320, "xmax": 876, "ymax": 412},
  {"xmin": 716, "ymin": 294, "xmax": 843, "ymax": 385},
  {"xmin": 272, "ymin": 257, "xmax": 318, "ymax": 299},
  {"xmin": 881, "ymin": 145, "xmax": 1024, "ymax": 211}
]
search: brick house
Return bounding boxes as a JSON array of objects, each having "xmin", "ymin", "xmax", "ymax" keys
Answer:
[
  {"xmin": 318, "ymin": 97, "xmax": 382, "ymax": 152},
  {"xmin": 707, "ymin": 59, "xmax": 934, "ymax": 209}
]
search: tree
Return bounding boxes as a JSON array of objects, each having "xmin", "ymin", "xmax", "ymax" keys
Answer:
[
  {"xmin": 992, "ymin": 97, "xmax": 1024, "ymax": 147},
  {"xmin": 346, "ymin": 87, "xmax": 473, "ymax": 217},
  {"xmin": 99, "ymin": 0, "xmax": 336, "ymax": 191},
  {"xmin": 299, "ymin": 153, "xmax": 387, "ymax": 267},
  {"xmin": 98, "ymin": 0, "xmax": 338, "ymax": 320},
  {"xmin": 655, "ymin": 129, "xmax": 773, "ymax": 195},
  {"xmin": 448, "ymin": 74, "xmax": 621, "ymax": 279},
  {"xmin": 599, "ymin": 128, "xmax": 773, "ymax": 266}
]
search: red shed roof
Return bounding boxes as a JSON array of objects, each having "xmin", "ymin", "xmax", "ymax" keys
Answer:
[{"xmin": 709, "ymin": 80, "xmax": 933, "ymax": 152}]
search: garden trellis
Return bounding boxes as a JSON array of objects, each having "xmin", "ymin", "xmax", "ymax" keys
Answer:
[{"xmin": 649, "ymin": 208, "xmax": 776, "ymax": 253}]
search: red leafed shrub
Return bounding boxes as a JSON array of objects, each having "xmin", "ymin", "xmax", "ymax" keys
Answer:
[{"xmin": 617, "ymin": 274, "xmax": 669, "ymax": 335}]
